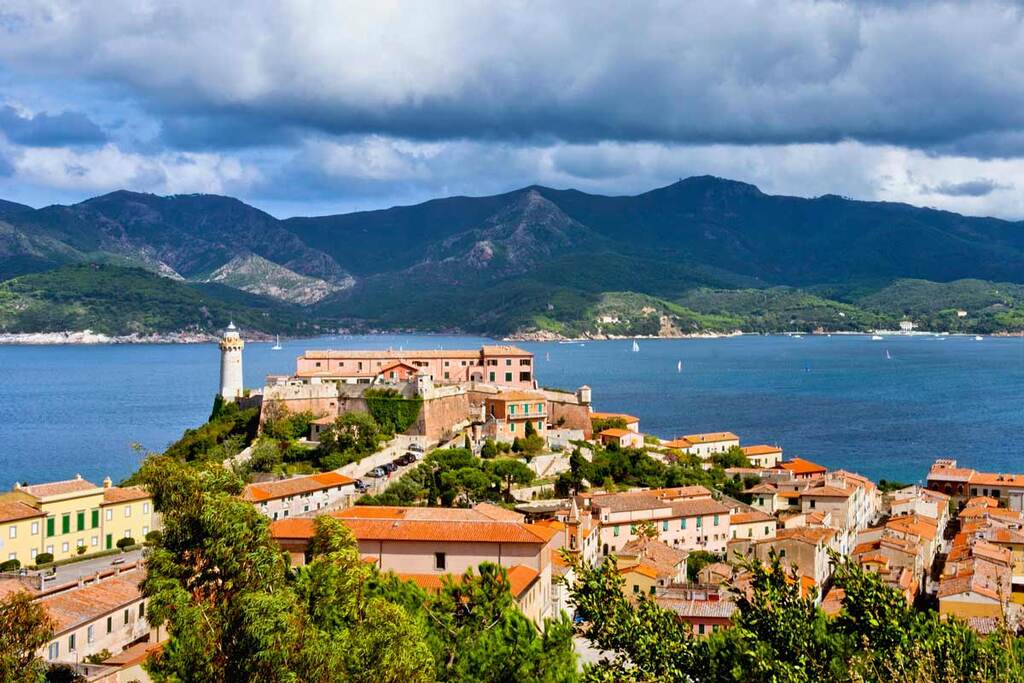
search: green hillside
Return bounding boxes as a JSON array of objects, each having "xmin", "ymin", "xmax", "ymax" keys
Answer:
[{"xmin": 0, "ymin": 264, "xmax": 316, "ymax": 336}]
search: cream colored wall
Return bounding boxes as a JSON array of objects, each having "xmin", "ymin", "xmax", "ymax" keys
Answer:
[
  {"xmin": 40, "ymin": 597, "xmax": 153, "ymax": 664},
  {"xmin": 939, "ymin": 595, "xmax": 1002, "ymax": 619},
  {"xmin": 731, "ymin": 520, "xmax": 776, "ymax": 542},
  {"xmin": 621, "ymin": 569, "xmax": 657, "ymax": 598}
]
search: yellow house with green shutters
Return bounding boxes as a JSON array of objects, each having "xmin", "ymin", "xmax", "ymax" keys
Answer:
[{"xmin": 0, "ymin": 475, "xmax": 157, "ymax": 564}]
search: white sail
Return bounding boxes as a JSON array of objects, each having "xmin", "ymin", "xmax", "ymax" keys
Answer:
[
  {"xmin": 632, "ymin": 340, "xmax": 640, "ymax": 352},
  {"xmin": 677, "ymin": 360, "xmax": 682, "ymax": 372}
]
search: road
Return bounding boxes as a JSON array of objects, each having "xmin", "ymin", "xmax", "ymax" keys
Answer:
[{"xmin": 37, "ymin": 548, "xmax": 144, "ymax": 586}]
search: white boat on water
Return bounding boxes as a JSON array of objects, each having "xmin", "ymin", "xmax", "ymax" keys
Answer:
[
  {"xmin": 677, "ymin": 360, "xmax": 683, "ymax": 372},
  {"xmin": 793, "ymin": 334, "xmax": 803, "ymax": 339},
  {"xmin": 885, "ymin": 349, "xmax": 892, "ymax": 360},
  {"xmin": 871, "ymin": 335, "xmax": 884, "ymax": 341},
  {"xmin": 632, "ymin": 340, "xmax": 640, "ymax": 352},
  {"xmin": 271, "ymin": 335, "xmax": 282, "ymax": 350},
  {"xmin": 975, "ymin": 335, "xmax": 984, "ymax": 341}
]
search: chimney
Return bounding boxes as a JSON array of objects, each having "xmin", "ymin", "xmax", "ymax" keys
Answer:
[{"xmin": 103, "ymin": 477, "xmax": 112, "ymax": 489}]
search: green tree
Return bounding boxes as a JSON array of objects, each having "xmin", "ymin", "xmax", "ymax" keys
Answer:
[
  {"xmin": 486, "ymin": 458, "xmax": 535, "ymax": 501},
  {"xmin": 375, "ymin": 563, "xmax": 577, "ymax": 682},
  {"xmin": 317, "ymin": 412, "xmax": 383, "ymax": 468},
  {"xmin": 0, "ymin": 591, "xmax": 54, "ymax": 683},
  {"xmin": 480, "ymin": 438, "xmax": 498, "ymax": 459}
]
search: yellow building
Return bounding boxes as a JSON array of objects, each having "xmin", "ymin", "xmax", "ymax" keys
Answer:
[
  {"xmin": 0, "ymin": 475, "xmax": 157, "ymax": 564},
  {"xmin": 0, "ymin": 500, "xmax": 47, "ymax": 566}
]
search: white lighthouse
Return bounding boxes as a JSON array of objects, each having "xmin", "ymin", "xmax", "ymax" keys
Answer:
[{"xmin": 219, "ymin": 322, "xmax": 245, "ymax": 399}]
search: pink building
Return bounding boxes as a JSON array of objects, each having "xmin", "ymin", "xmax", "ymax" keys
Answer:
[{"xmin": 295, "ymin": 345, "xmax": 536, "ymax": 388}]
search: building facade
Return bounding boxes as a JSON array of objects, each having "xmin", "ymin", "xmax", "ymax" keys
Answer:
[{"xmin": 242, "ymin": 472, "xmax": 357, "ymax": 520}]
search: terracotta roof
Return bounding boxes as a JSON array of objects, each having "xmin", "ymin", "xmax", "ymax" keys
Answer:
[
  {"xmin": 777, "ymin": 458, "xmax": 827, "ymax": 475},
  {"xmin": 22, "ymin": 477, "xmax": 98, "ymax": 498},
  {"xmin": 242, "ymin": 472, "xmax": 355, "ymax": 502},
  {"xmin": 741, "ymin": 445, "xmax": 782, "ymax": 456},
  {"xmin": 590, "ymin": 411, "xmax": 640, "ymax": 423},
  {"xmin": 649, "ymin": 485, "xmax": 714, "ymax": 500},
  {"xmin": 599, "ymin": 428, "xmax": 633, "ymax": 438},
  {"xmin": 682, "ymin": 432, "xmax": 739, "ymax": 444},
  {"xmin": 619, "ymin": 562, "xmax": 661, "ymax": 580},
  {"xmin": 335, "ymin": 504, "xmax": 523, "ymax": 523},
  {"xmin": 802, "ymin": 485, "xmax": 854, "ymax": 499},
  {"xmin": 746, "ymin": 483, "xmax": 778, "ymax": 494},
  {"xmin": 731, "ymin": 510, "xmax": 774, "ymax": 525},
  {"xmin": 663, "ymin": 438, "xmax": 693, "ymax": 449},
  {"xmin": 101, "ymin": 486, "xmax": 150, "ymax": 505},
  {"xmin": 590, "ymin": 492, "xmax": 669, "ymax": 513},
  {"xmin": 620, "ymin": 537, "xmax": 688, "ymax": 568},
  {"xmin": 966, "ymin": 496, "xmax": 999, "ymax": 509},
  {"xmin": 768, "ymin": 527, "xmax": 837, "ymax": 546},
  {"xmin": 103, "ymin": 640, "xmax": 163, "ymax": 667},
  {"xmin": 0, "ymin": 500, "xmax": 44, "ymax": 523},
  {"xmin": 304, "ymin": 348, "xmax": 484, "ymax": 360},
  {"xmin": 37, "ymin": 569, "xmax": 144, "ymax": 634},
  {"xmin": 886, "ymin": 515, "xmax": 938, "ymax": 541},
  {"xmin": 270, "ymin": 514, "xmax": 553, "ymax": 545},
  {"xmin": 657, "ymin": 596, "xmax": 737, "ymax": 620},
  {"xmin": 377, "ymin": 361, "xmax": 419, "ymax": 373},
  {"xmin": 395, "ymin": 564, "xmax": 539, "ymax": 599},
  {"xmin": 480, "ymin": 345, "xmax": 533, "ymax": 357},
  {"xmin": 489, "ymin": 391, "xmax": 545, "ymax": 402}
]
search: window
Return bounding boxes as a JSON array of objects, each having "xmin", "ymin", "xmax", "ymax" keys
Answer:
[
  {"xmin": 520, "ymin": 358, "xmax": 531, "ymax": 366},
  {"xmin": 613, "ymin": 525, "xmax": 620, "ymax": 537},
  {"xmin": 107, "ymin": 616, "xmax": 112, "ymax": 633},
  {"xmin": 143, "ymin": 526, "xmax": 149, "ymax": 536},
  {"xmin": 91, "ymin": 536, "xmax": 98, "ymax": 547},
  {"xmin": 696, "ymin": 517, "xmax": 702, "ymax": 528},
  {"xmin": 650, "ymin": 586, "xmax": 656, "ymax": 595},
  {"xmin": 6, "ymin": 552, "xmax": 13, "ymax": 560},
  {"xmin": 91, "ymin": 509, "xmax": 99, "ymax": 528},
  {"xmin": 537, "ymin": 421, "xmax": 543, "ymax": 429},
  {"xmin": 124, "ymin": 608, "xmax": 129, "ymax": 625},
  {"xmin": 48, "ymin": 642, "xmax": 58, "ymax": 660},
  {"xmin": 434, "ymin": 552, "xmax": 446, "ymax": 570},
  {"xmin": 139, "ymin": 602, "xmax": 145, "ymax": 618},
  {"xmin": 489, "ymin": 372, "xmax": 495, "ymax": 382},
  {"xmin": 509, "ymin": 404, "xmax": 516, "ymax": 415},
  {"xmin": 523, "ymin": 403, "xmax": 530, "ymax": 414},
  {"xmin": 30, "ymin": 549, "xmax": 37, "ymax": 559},
  {"xmin": 520, "ymin": 371, "xmax": 532, "ymax": 382},
  {"xmin": 124, "ymin": 529, "xmax": 132, "ymax": 538},
  {"xmin": 8, "ymin": 526, "xmax": 15, "ymax": 539},
  {"xmin": 77, "ymin": 511, "xmax": 85, "ymax": 531},
  {"xmin": 68, "ymin": 633, "xmax": 76, "ymax": 652},
  {"xmin": 105, "ymin": 509, "xmax": 113, "ymax": 521},
  {"xmin": 663, "ymin": 520, "xmax": 669, "ymax": 531},
  {"xmin": 505, "ymin": 359, "xmax": 512, "ymax": 366},
  {"xmin": 510, "ymin": 423, "xmax": 515, "ymax": 433},
  {"xmin": 443, "ymin": 372, "xmax": 450, "ymax": 379},
  {"xmin": 504, "ymin": 372, "xmax": 513, "ymax": 382},
  {"xmin": 713, "ymin": 515, "xmax": 719, "ymax": 526},
  {"xmin": 31, "ymin": 521, "xmax": 38, "ymax": 535},
  {"xmin": 61, "ymin": 514, "xmax": 70, "ymax": 534},
  {"xmin": 809, "ymin": 500, "xmax": 816, "ymax": 509},
  {"xmin": 143, "ymin": 502, "xmax": 150, "ymax": 514},
  {"xmin": 681, "ymin": 518, "xmax": 686, "ymax": 530},
  {"xmin": 87, "ymin": 625, "xmax": 95, "ymax": 643},
  {"xmin": 698, "ymin": 624, "xmax": 705, "ymax": 635},
  {"xmin": 632, "ymin": 584, "xmax": 639, "ymax": 593},
  {"xmin": 124, "ymin": 506, "xmax": 132, "ymax": 518},
  {"xmin": 630, "ymin": 525, "xmax": 636, "ymax": 534},
  {"xmin": 61, "ymin": 542, "xmax": 69, "ymax": 553}
]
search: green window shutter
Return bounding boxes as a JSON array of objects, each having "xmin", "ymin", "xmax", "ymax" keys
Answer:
[
  {"xmin": 681, "ymin": 518, "xmax": 686, "ymax": 530},
  {"xmin": 489, "ymin": 372, "xmax": 495, "ymax": 382},
  {"xmin": 505, "ymin": 372, "xmax": 512, "ymax": 382},
  {"xmin": 77, "ymin": 511, "xmax": 85, "ymax": 531},
  {"xmin": 91, "ymin": 509, "xmax": 99, "ymax": 528},
  {"xmin": 46, "ymin": 517, "xmax": 55, "ymax": 537},
  {"xmin": 105, "ymin": 534, "xmax": 112, "ymax": 550},
  {"xmin": 61, "ymin": 514, "xmax": 70, "ymax": 534},
  {"xmin": 613, "ymin": 525, "xmax": 620, "ymax": 537}
]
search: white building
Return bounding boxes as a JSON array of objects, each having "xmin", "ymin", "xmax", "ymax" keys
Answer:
[{"xmin": 241, "ymin": 472, "xmax": 357, "ymax": 520}]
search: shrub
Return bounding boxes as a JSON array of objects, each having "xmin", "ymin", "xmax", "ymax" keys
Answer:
[
  {"xmin": 116, "ymin": 537, "xmax": 136, "ymax": 550},
  {"xmin": 145, "ymin": 530, "xmax": 163, "ymax": 545},
  {"xmin": 35, "ymin": 552, "xmax": 53, "ymax": 565},
  {"xmin": 363, "ymin": 388, "xmax": 422, "ymax": 435},
  {"xmin": 76, "ymin": 545, "xmax": 87, "ymax": 555},
  {"xmin": 480, "ymin": 439, "xmax": 497, "ymax": 459},
  {"xmin": 0, "ymin": 559, "xmax": 20, "ymax": 571},
  {"xmin": 84, "ymin": 649, "xmax": 112, "ymax": 664}
]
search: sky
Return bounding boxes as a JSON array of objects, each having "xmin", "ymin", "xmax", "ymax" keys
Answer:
[{"xmin": 3, "ymin": 1, "xmax": 1024, "ymax": 219}]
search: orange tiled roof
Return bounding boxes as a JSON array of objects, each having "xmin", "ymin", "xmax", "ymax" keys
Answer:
[
  {"xmin": 619, "ymin": 562, "xmax": 661, "ymax": 579},
  {"xmin": 101, "ymin": 486, "xmax": 150, "ymax": 505},
  {"xmin": 394, "ymin": 564, "xmax": 539, "ymax": 599},
  {"xmin": 778, "ymin": 458, "xmax": 827, "ymax": 475},
  {"xmin": 886, "ymin": 515, "xmax": 938, "ymax": 541},
  {"xmin": 22, "ymin": 477, "xmax": 98, "ymax": 498},
  {"xmin": 663, "ymin": 438, "xmax": 693, "ymax": 449},
  {"xmin": 682, "ymin": 432, "xmax": 739, "ymax": 444},
  {"xmin": 270, "ymin": 514, "xmax": 554, "ymax": 545},
  {"xmin": 490, "ymin": 391, "xmax": 545, "ymax": 402},
  {"xmin": 768, "ymin": 527, "xmax": 837, "ymax": 545},
  {"xmin": 0, "ymin": 500, "xmax": 44, "ymax": 523},
  {"xmin": 38, "ymin": 569, "xmax": 144, "ymax": 634},
  {"xmin": 590, "ymin": 411, "xmax": 640, "ymax": 423},
  {"xmin": 731, "ymin": 510, "xmax": 774, "ymax": 525},
  {"xmin": 742, "ymin": 445, "xmax": 782, "ymax": 456},
  {"xmin": 242, "ymin": 472, "xmax": 355, "ymax": 502},
  {"xmin": 599, "ymin": 428, "xmax": 633, "ymax": 438}
]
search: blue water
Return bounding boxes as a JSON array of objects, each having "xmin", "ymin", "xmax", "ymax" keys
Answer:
[{"xmin": 1, "ymin": 334, "xmax": 1022, "ymax": 486}]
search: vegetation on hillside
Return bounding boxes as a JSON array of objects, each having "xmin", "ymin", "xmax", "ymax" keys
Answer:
[{"xmin": 0, "ymin": 264, "xmax": 314, "ymax": 336}]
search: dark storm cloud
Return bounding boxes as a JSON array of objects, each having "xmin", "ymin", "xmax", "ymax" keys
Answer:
[
  {"xmin": 0, "ymin": 105, "xmax": 107, "ymax": 147},
  {"xmin": 3, "ymin": 2, "xmax": 1024, "ymax": 156},
  {"xmin": 924, "ymin": 178, "xmax": 1012, "ymax": 197}
]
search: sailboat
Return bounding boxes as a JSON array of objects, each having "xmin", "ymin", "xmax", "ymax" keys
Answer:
[
  {"xmin": 871, "ymin": 334, "xmax": 884, "ymax": 341},
  {"xmin": 271, "ymin": 335, "xmax": 282, "ymax": 351},
  {"xmin": 974, "ymin": 335, "xmax": 984, "ymax": 341},
  {"xmin": 885, "ymin": 349, "xmax": 892, "ymax": 360},
  {"xmin": 677, "ymin": 360, "xmax": 683, "ymax": 372},
  {"xmin": 632, "ymin": 339, "xmax": 640, "ymax": 352},
  {"xmin": 545, "ymin": 352, "xmax": 551, "ymax": 361}
]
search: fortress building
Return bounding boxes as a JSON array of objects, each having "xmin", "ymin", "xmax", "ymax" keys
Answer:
[{"xmin": 219, "ymin": 322, "xmax": 245, "ymax": 399}]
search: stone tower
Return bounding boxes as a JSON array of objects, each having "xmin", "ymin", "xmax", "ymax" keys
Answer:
[{"xmin": 219, "ymin": 322, "xmax": 245, "ymax": 399}]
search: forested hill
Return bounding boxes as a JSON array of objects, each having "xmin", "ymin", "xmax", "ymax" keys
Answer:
[{"xmin": 1, "ymin": 177, "xmax": 1023, "ymax": 336}]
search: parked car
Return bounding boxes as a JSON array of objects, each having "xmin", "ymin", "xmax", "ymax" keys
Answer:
[
  {"xmin": 405, "ymin": 451, "xmax": 420, "ymax": 462},
  {"xmin": 366, "ymin": 467, "xmax": 386, "ymax": 478},
  {"xmin": 396, "ymin": 453, "xmax": 415, "ymax": 466},
  {"xmin": 408, "ymin": 443, "xmax": 425, "ymax": 453},
  {"xmin": 353, "ymin": 479, "xmax": 368, "ymax": 492},
  {"xmin": 382, "ymin": 462, "xmax": 399, "ymax": 473}
]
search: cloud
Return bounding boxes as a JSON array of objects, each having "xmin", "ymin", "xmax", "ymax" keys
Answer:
[
  {"xmin": 0, "ymin": 105, "xmax": 107, "ymax": 146},
  {"xmin": 3, "ymin": 1, "xmax": 1024, "ymax": 156},
  {"xmin": 923, "ymin": 178, "xmax": 1012, "ymax": 197}
]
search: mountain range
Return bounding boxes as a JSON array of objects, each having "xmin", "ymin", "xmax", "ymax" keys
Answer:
[{"xmin": 1, "ymin": 176, "xmax": 1023, "ymax": 337}]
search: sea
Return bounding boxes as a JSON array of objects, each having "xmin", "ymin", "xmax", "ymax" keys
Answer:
[{"xmin": 1, "ymin": 333, "xmax": 1022, "ymax": 486}]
